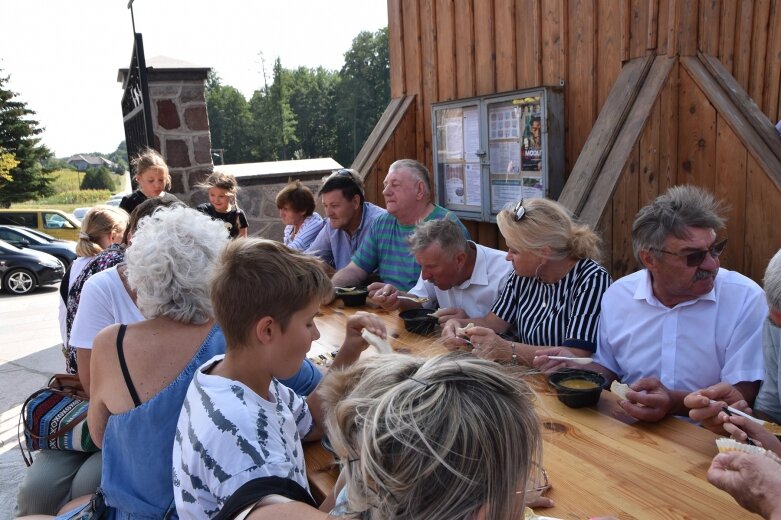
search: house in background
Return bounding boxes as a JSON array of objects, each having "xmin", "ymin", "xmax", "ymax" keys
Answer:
[{"xmin": 67, "ymin": 154, "xmax": 117, "ymax": 171}]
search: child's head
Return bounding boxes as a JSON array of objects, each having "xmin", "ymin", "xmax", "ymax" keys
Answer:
[
  {"xmin": 131, "ymin": 148, "xmax": 171, "ymax": 198},
  {"xmin": 321, "ymin": 353, "xmax": 542, "ymax": 520},
  {"xmin": 196, "ymin": 171, "xmax": 239, "ymax": 213},
  {"xmin": 76, "ymin": 205, "xmax": 129, "ymax": 257},
  {"xmin": 209, "ymin": 238, "xmax": 331, "ymax": 350},
  {"xmin": 123, "ymin": 193, "xmax": 184, "ymax": 244}
]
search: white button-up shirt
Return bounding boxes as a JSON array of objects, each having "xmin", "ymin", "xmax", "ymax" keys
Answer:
[
  {"xmin": 409, "ymin": 242, "xmax": 513, "ymax": 318},
  {"xmin": 594, "ymin": 268, "xmax": 766, "ymax": 392}
]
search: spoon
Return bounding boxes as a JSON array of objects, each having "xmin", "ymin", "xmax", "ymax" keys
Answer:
[
  {"xmin": 335, "ymin": 286, "xmax": 357, "ymax": 292},
  {"xmin": 396, "ymin": 295, "xmax": 430, "ymax": 303},
  {"xmin": 546, "ymin": 355, "xmax": 593, "ymax": 365}
]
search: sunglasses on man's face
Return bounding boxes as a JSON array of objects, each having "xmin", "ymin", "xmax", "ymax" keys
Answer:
[{"xmin": 653, "ymin": 238, "xmax": 728, "ymax": 267}]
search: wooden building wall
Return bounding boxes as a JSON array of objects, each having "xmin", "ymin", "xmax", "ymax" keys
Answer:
[{"xmin": 365, "ymin": 0, "xmax": 781, "ymax": 281}]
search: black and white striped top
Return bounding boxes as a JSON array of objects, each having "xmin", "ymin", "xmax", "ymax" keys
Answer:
[{"xmin": 491, "ymin": 258, "xmax": 612, "ymax": 352}]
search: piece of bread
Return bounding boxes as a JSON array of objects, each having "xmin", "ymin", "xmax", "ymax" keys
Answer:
[
  {"xmin": 361, "ymin": 328, "xmax": 393, "ymax": 353},
  {"xmin": 610, "ymin": 380, "xmax": 630, "ymax": 400},
  {"xmin": 455, "ymin": 323, "xmax": 475, "ymax": 336}
]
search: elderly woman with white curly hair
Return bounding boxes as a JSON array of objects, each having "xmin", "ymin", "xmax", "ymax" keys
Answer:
[{"xmin": 46, "ymin": 205, "xmax": 230, "ymax": 519}]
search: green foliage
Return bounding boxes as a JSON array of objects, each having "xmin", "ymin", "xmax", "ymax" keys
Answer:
[
  {"xmin": 0, "ymin": 148, "xmax": 18, "ymax": 184},
  {"xmin": 13, "ymin": 189, "xmax": 111, "ymax": 207},
  {"xmin": 206, "ymin": 28, "xmax": 389, "ymax": 166},
  {"xmin": 106, "ymin": 141, "xmax": 128, "ymax": 172},
  {"xmin": 0, "ymin": 70, "xmax": 54, "ymax": 207},
  {"xmin": 80, "ymin": 166, "xmax": 115, "ymax": 190}
]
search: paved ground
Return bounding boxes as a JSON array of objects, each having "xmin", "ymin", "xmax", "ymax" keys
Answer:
[{"xmin": 0, "ymin": 284, "xmax": 64, "ymax": 520}]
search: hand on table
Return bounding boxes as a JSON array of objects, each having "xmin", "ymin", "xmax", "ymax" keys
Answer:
[
  {"xmin": 685, "ymin": 382, "xmax": 750, "ymax": 434},
  {"xmin": 368, "ymin": 282, "xmax": 402, "ymax": 311},
  {"xmin": 441, "ymin": 318, "xmax": 472, "ymax": 351},
  {"xmin": 533, "ymin": 347, "xmax": 583, "ymax": 375},
  {"xmin": 618, "ymin": 377, "xmax": 674, "ymax": 422},
  {"xmin": 465, "ymin": 327, "xmax": 512, "ymax": 362},
  {"xmin": 707, "ymin": 451, "xmax": 781, "ymax": 519}
]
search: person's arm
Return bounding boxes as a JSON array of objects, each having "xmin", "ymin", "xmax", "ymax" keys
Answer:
[
  {"xmin": 288, "ymin": 215, "xmax": 324, "ymax": 251},
  {"xmin": 238, "ymin": 210, "xmax": 249, "ymax": 238},
  {"xmin": 86, "ymin": 324, "xmax": 122, "ymax": 448},
  {"xmin": 368, "ymin": 282, "xmax": 422, "ymax": 311},
  {"xmin": 304, "ymin": 225, "xmax": 334, "ymax": 266},
  {"xmin": 76, "ymin": 348, "xmax": 92, "ymax": 396},
  {"xmin": 686, "ymin": 381, "xmax": 761, "ymax": 433},
  {"xmin": 440, "ymin": 312, "xmax": 510, "ymax": 351},
  {"xmin": 755, "ymin": 321, "xmax": 781, "ymax": 421},
  {"xmin": 246, "ymin": 501, "xmax": 328, "ymax": 520},
  {"xmin": 331, "ymin": 262, "xmax": 370, "ymax": 291},
  {"xmin": 304, "ymin": 312, "xmax": 386, "ymax": 441},
  {"xmin": 618, "ymin": 377, "xmax": 690, "ymax": 421}
]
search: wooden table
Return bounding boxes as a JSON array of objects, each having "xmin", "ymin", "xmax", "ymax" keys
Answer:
[{"xmin": 304, "ymin": 303, "xmax": 758, "ymax": 519}]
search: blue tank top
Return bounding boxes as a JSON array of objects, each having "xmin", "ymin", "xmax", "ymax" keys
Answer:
[{"xmin": 100, "ymin": 324, "xmax": 225, "ymax": 519}]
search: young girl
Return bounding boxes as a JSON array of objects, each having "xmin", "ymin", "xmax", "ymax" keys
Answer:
[
  {"xmin": 119, "ymin": 148, "xmax": 171, "ymax": 215},
  {"xmin": 195, "ymin": 171, "xmax": 249, "ymax": 238}
]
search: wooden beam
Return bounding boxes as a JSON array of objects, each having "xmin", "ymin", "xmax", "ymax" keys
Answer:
[
  {"xmin": 696, "ymin": 53, "xmax": 781, "ymax": 168},
  {"xmin": 388, "ymin": 0, "xmax": 406, "ymax": 97},
  {"xmin": 578, "ymin": 55, "xmax": 676, "ymax": 227},
  {"xmin": 558, "ymin": 54, "xmax": 654, "ymax": 217},
  {"xmin": 351, "ymin": 96, "xmax": 416, "ymax": 175}
]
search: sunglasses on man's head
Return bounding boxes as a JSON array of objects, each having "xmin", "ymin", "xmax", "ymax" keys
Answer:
[
  {"xmin": 653, "ymin": 238, "xmax": 728, "ymax": 267},
  {"xmin": 332, "ymin": 169, "xmax": 352, "ymax": 178},
  {"xmin": 512, "ymin": 200, "xmax": 526, "ymax": 222}
]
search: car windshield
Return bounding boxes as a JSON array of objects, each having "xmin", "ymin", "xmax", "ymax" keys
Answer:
[
  {"xmin": 0, "ymin": 239, "xmax": 22, "ymax": 252},
  {"xmin": 0, "ymin": 226, "xmax": 45, "ymax": 244}
]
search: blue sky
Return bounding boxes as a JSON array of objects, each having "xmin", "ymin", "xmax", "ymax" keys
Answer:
[{"xmin": 0, "ymin": 0, "xmax": 387, "ymax": 157}]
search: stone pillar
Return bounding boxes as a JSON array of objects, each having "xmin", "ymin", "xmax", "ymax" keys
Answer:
[{"xmin": 119, "ymin": 57, "xmax": 213, "ymax": 205}]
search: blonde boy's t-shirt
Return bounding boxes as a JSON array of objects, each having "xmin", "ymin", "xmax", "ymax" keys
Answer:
[{"xmin": 172, "ymin": 355, "xmax": 314, "ymax": 520}]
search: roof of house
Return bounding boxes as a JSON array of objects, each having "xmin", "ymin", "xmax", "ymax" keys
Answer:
[
  {"xmin": 217, "ymin": 158, "xmax": 343, "ymax": 179},
  {"xmin": 66, "ymin": 154, "xmax": 116, "ymax": 167}
]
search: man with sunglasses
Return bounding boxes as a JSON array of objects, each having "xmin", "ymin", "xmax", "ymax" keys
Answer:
[{"xmin": 537, "ymin": 185, "xmax": 766, "ymax": 424}]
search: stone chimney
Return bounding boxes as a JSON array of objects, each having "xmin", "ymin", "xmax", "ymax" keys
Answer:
[{"xmin": 118, "ymin": 56, "xmax": 212, "ymax": 204}]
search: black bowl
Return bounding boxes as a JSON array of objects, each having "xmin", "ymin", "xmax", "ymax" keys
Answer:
[
  {"xmin": 548, "ymin": 369, "xmax": 606, "ymax": 408},
  {"xmin": 399, "ymin": 308, "xmax": 438, "ymax": 335},
  {"xmin": 335, "ymin": 287, "xmax": 368, "ymax": 307}
]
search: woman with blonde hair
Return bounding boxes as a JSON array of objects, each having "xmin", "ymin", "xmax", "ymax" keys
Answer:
[
  {"xmin": 220, "ymin": 353, "xmax": 544, "ymax": 520},
  {"xmin": 442, "ymin": 198, "xmax": 612, "ymax": 365},
  {"xmin": 57, "ymin": 205, "xmax": 129, "ymax": 353}
]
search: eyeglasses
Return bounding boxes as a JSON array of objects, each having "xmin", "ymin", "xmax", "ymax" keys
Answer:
[
  {"xmin": 516, "ymin": 464, "xmax": 549, "ymax": 496},
  {"xmin": 332, "ymin": 169, "xmax": 353, "ymax": 178},
  {"xmin": 512, "ymin": 200, "xmax": 526, "ymax": 222},
  {"xmin": 653, "ymin": 238, "xmax": 728, "ymax": 267}
]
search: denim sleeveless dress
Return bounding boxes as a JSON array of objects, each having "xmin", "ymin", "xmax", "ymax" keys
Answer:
[{"xmin": 100, "ymin": 323, "xmax": 226, "ymax": 519}]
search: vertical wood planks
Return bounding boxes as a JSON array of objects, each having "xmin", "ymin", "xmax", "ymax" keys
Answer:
[
  {"xmin": 764, "ymin": 0, "xmax": 781, "ymax": 119},
  {"xmin": 495, "ymin": 0, "xmax": 517, "ymax": 92},
  {"xmin": 611, "ymin": 147, "xmax": 640, "ymax": 278},
  {"xmin": 420, "ymin": 0, "xmax": 438, "ymax": 166},
  {"xmin": 733, "ymin": 0, "xmax": 754, "ymax": 92},
  {"xmin": 568, "ymin": 0, "xmax": 597, "ymax": 168},
  {"xmin": 677, "ymin": 68, "xmax": 716, "ymax": 192},
  {"xmin": 698, "ymin": 0, "xmax": 721, "ymax": 57},
  {"xmin": 388, "ymin": 0, "xmax": 406, "ymax": 97},
  {"xmin": 541, "ymin": 0, "xmax": 567, "ymax": 86},
  {"xmin": 454, "ymin": 0, "xmax": 476, "ymax": 98},
  {"xmin": 677, "ymin": 0, "xmax": 699, "ymax": 56},
  {"xmin": 629, "ymin": 0, "xmax": 649, "ymax": 58},
  {"xmin": 638, "ymin": 96, "xmax": 660, "ymax": 207},
  {"xmin": 744, "ymin": 156, "xmax": 781, "ymax": 280},
  {"xmin": 474, "ymin": 0, "xmax": 497, "ymax": 95},
  {"xmin": 657, "ymin": 0, "xmax": 671, "ymax": 55},
  {"xmin": 714, "ymin": 114, "xmax": 747, "ymax": 273},
  {"xmin": 749, "ymin": 0, "xmax": 771, "ymax": 105},
  {"xmin": 402, "ymin": 0, "xmax": 424, "ymax": 162},
  {"xmin": 597, "ymin": 0, "xmax": 623, "ymax": 110},
  {"xmin": 436, "ymin": 0, "xmax": 457, "ymax": 101},
  {"xmin": 517, "ymin": 0, "xmax": 543, "ymax": 88},
  {"xmin": 717, "ymin": 0, "xmax": 737, "ymax": 74},
  {"xmin": 658, "ymin": 63, "xmax": 678, "ymax": 189}
]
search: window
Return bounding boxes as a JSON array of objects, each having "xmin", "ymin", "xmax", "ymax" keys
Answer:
[
  {"xmin": 44, "ymin": 213, "xmax": 76, "ymax": 229},
  {"xmin": 432, "ymin": 87, "xmax": 564, "ymax": 222}
]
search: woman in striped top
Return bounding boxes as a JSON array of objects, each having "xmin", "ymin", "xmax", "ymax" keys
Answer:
[{"xmin": 442, "ymin": 198, "xmax": 612, "ymax": 366}]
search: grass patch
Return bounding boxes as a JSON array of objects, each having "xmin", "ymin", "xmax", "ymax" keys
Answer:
[{"xmin": 10, "ymin": 170, "xmax": 124, "ymax": 213}]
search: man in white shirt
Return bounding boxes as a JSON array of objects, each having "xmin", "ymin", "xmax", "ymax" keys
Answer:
[
  {"xmin": 536, "ymin": 185, "xmax": 766, "ymax": 423},
  {"xmin": 370, "ymin": 218, "xmax": 512, "ymax": 323}
]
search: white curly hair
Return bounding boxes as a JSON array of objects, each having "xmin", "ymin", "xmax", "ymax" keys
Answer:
[{"xmin": 126, "ymin": 205, "xmax": 229, "ymax": 323}]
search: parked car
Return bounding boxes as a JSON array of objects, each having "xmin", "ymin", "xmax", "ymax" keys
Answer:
[
  {"xmin": 0, "ymin": 239, "xmax": 65, "ymax": 295},
  {"xmin": 0, "ymin": 225, "xmax": 77, "ymax": 267},
  {"xmin": 72, "ymin": 207, "xmax": 91, "ymax": 221},
  {"xmin": 0, "ymin": 209, "xmax": 81, "ymax": 241}
]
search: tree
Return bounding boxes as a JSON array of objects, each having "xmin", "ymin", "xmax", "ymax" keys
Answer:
[
  {"xmin": 335, "ymin": 28, "xmax": 390, "ymax": 165},
  {"xmin": 206, "ymin": 73, "xmax": 253, "ymax": 164},
  {"xmin": 80, "ymin": 166, "xmax": 115, "ymax": 190},
  {"xmin": 248, "ymin": 58, "xmax": 298, "ymax": 161},
  {"xmin": 286, "ymin": 66, "xmax": 339, "ymax": 159},
  {"xmin": 0, "ymin": 148, "xmax": 19, "ymax": 186},
  {"xmin": 0, "ymin": 71, "xmax": 53, "ymax": 206}
]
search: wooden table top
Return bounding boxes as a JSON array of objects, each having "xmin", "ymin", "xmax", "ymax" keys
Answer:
[{"xmin": 304, "ymin": 302, "xmax": 758, "ymax": 519}]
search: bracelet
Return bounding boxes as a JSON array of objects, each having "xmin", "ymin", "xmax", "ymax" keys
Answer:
[{"xmin": 509, "ymin": 341, "xmax": 518, "ymax": 365}]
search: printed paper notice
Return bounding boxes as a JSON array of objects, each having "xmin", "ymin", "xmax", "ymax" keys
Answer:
[
  {"xmin": 464, "ymin": 163, "xmax": 482, "ymax": 206},
  {"xmin": 489, "ymin": 141, "xmax": 521, "ymax": 175},
  {"xmin": 444, "ymin": 164, "xmax": 465, "ymax": 205},
  {"xmin": 491, "ymin": 179, "xmax": 524, "ymax": 213},
  {"xmin": 464, "ymin": 107, "xmax": 480, "ymax": 162}
]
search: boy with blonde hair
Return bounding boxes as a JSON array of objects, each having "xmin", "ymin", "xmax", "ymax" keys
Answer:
[{"xmin": 173, "ymin": 239, "xmax": 385, "ymax": 519}]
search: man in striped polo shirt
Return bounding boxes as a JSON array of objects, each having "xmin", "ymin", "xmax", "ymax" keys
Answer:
[{"xmin": 331, "ymin": 159, "xmax": 469, "ymax": 293}]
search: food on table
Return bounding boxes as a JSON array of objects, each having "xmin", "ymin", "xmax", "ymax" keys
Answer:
[
  {"xmin": 610, "ymin": 380, "xmax": 630, "ymax": 400},
  {"xmin": 559, "ymin": 378, "xmax": 601, "ymax": 390},
  {"xmin": 361, "ymin": 328, "xmax": 392, "ymax": 353},
  {"xmin": 455, "ymin": 322, "xmax": 475, "ymax": 336}
]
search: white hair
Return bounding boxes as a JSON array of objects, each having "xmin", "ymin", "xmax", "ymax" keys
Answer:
[
  {"xmin": 765, "ymin": 249, "xmax": 781, "ymax": 312},
  {"xmin": 126, "ymin": 206, "xmax": 229, "ymax": 323}
]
